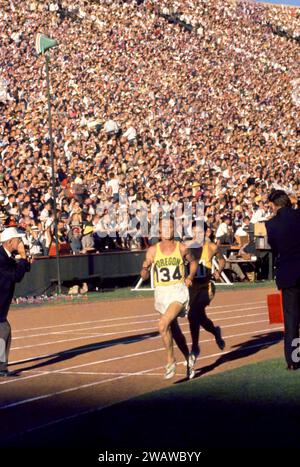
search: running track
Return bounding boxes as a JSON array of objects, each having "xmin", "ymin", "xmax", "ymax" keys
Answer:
[{"xmin": 0, "ymin": 286, "xmax": 283, "ymax": 446}]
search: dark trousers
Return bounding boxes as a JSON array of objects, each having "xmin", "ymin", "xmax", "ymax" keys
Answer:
[
  {"xmin": 188, "ymin": 282, "xmax": 217, "ymax": 354},
  {"xmin": 281, "ymin": 281, "xmax": 300, "ymax": 366},
  {"xmin": 0, "ymin": 320, "xmax": 11, "ymax": 371}
]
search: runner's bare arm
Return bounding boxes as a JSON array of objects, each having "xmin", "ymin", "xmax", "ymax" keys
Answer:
[
  {"xmin": 140, "ymin": 245, "xmax": 156, "ymax": 281},
  {"xmin": 180, "ymin": 243, "xmax": 199, "ymax": 287},
  {"xmin": 210, "ymin": 243, "xmax": 226, "ymax": 278}
]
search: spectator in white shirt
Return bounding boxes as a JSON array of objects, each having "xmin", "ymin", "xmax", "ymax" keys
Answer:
[
  {"xmin": 106, "ymin": 172, "xmax": 119, "ymax": 202},
  {"xmin": 216, "ymin": 216, "xmax": 232, "ymax": 245}
]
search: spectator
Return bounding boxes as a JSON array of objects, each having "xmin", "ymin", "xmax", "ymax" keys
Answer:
[
  {"xmin": 69, "ymin": 226, "xmax": 82, "ymax": 254},
  {"xmin": 0, "ymin": 0, "xmax": 298, "ymax": 257},
  {"xmin": 27, "ymin": 225, "xmax": 44, "ymax": 256},
  {"xmin": 216, "ymin": 216, "xmax": 233, "ymax": 245}
]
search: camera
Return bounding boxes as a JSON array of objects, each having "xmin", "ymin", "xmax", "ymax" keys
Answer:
[{"xmin": 24, "ymin": 244, "xmax": 32, "ymax": 260}]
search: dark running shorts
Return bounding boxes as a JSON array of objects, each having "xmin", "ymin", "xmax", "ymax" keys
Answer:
[{"xmin": 189, "ymin": 280, "xmax": 216, "ymax": 309}]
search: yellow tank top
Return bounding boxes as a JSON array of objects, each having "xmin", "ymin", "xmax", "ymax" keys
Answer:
[
  {"xmin": 195, "ymin": 241, "xmax": 212, "ymax": 280},
  {"xmin": 201, "ymin": 242, "xmax": 212, "ymax": 269},
  {"xmin": 154, "ymin": 241, "xmax": 185, "ymax": 287}
]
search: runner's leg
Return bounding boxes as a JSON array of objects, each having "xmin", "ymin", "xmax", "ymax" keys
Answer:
[{"xmin": 158, "ymin": 302, "xmax": 185, "ymax": 365}]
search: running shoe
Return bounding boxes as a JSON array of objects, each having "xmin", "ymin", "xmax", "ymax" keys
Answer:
[
  {"xmin": 164, "ymin": 362, "xmax": 176, "ymax": 380},
  {"xmin": 215, "ymin": 326, "xmax": 225, "ymax": 350},
  {"xmin": 164, "ymin": 362, "xmax": 176, "ymax": 379},
  {"xmin": 186, "ymin": 358, "xmax": 196, "ymax": 380},
  {"xmin": 187, "ymin": 350, "xmax": 200, "ymax": 380},
  {"xmin": 188, "ymin": 349, "xmax": 200, "ymax": 367}
]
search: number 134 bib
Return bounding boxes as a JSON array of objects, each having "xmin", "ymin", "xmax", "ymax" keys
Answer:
[{"xmin": 154, "ymin": 242, "xmax": 185, "ymax": 287}]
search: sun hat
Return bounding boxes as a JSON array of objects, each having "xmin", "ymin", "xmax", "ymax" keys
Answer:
[{"xmin": 0, "ymin": 227, "xmax": 26, "ymax": 243}]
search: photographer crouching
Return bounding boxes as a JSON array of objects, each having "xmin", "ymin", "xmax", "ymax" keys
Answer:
[{"xmin": 0, "ymin": 227, "xmax": 32, "ymax": 377}]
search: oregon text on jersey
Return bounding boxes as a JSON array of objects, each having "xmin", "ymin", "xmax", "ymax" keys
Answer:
[{"xmin": 155, "ymin": 257, "xmax": 182, "ymax": 268}]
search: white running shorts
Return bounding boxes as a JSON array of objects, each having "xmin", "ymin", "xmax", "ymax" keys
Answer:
[{"xmin": 154, "ymin": 283, "xmax": 189, "ymax": 317}]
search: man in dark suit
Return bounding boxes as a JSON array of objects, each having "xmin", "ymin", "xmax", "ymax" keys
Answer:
[
  {"xmin": 0, "ymin": 227, "xmax": 31, "ymax": 377},
  {"xmin": 266, "ymin": 190, "xmax": 300, "ymax": 370}
]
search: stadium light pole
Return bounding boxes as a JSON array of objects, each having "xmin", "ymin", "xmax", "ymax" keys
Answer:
[{"xmin": 35, "ymin": 33, "xmax": 62, "ymax": 295}]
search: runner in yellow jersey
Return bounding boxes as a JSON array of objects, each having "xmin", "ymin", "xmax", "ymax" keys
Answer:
[
  {"xmin": 187, "ymin": 222, "xmax": 226, "ymax": 378},
  {"xmin": 140, "ymin": 217, "xmax": 198, "ymax": 380}
]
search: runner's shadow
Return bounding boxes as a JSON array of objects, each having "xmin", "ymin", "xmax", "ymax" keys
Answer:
[
  {"xmin": 9, "ymin": 331, "xmax": 159, "ymax": 373},
  {"xmin": 176, "ymin": 330, "xmax": 283, "ymax": 383}
]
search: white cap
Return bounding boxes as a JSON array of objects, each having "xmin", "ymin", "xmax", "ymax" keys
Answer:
[{"xmin": 0, "ymin": 227, "xmax": 25, "ymax": 243}]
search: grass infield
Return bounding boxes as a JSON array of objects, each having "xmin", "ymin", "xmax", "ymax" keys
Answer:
[{"xmin": 12, "ymin": 280, "xmax": 275, "ymax": 310}]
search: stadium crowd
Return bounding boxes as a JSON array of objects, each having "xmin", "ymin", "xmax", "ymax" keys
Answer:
[{"xmin": 0, "ymin": 0, "xmax": 299, "ymax": 256}]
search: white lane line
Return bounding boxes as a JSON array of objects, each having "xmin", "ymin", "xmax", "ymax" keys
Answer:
[
  {"xmin": 11, "ymin": 313, "xmax": 269, "ymax": 350},
  {"xmin": 12, "ymin": 301, "xmax": 267, "ymax": 334},
  {"xmin": 0, "ymin": 365, "xmax": 166, "ymax": 410},
  {"xmin": 10, "ymin": 315, "xmax": 269, "ymax": 351},
  {"xmin": 11, "ymin": 307, "xmax": 267, "ymax": 343},
  {"xmin": 23, "ymin": 370, "xmax": 179, "ymax": 377},
  {"xmin": 12, "ymin": 318, "xmax": 160, "ymax": 340},
  {"xmin": 10, "ymin": 330, "xmax": 157, "ymax": 351},
  {"xmin": 9, "ymin": 318, "xmax": 275, "ymax": 362},
  {"xmin": 0, "ymin": 336, "xmax": 282, "ymax": 412},
  {"xmin": 66, "ymin": 312, "xmax": 267, "ymax": 337},
  {"xmin": 12, "ymin": 306, "xmax": 267, "ymax": 341},
  {"xmin": 12, "ymin": 314, "xmax": 157, "ymax": 334},
  {"xmin": 1, "ymin": 324, "xmax": 283, "ymax": 388},
  {"xmin": 2, "ymin": 363, "xmax": 173, "ymax": 443},
  {"xmin": 4, "ymin": 335, "xmax": 281, "ymax": 440}
]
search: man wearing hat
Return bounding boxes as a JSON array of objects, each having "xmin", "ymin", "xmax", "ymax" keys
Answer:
[{"xmin": 0, "ymin": 227, "xmax": 31, "ymax": 376}]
